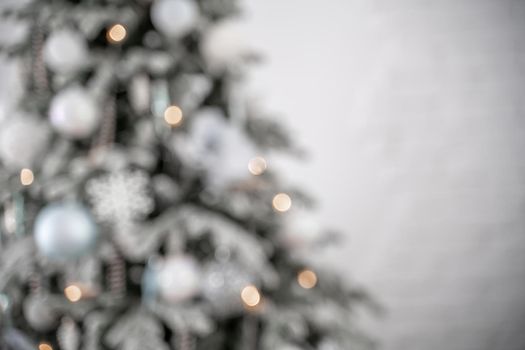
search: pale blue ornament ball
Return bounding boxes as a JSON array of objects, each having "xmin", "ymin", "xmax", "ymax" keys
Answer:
[
  {"xmin": 150, "ymin": 0, "xmax": 199, "ymax": 38},
  {"xmin": 34, "ymin": 203, "xmax": 98, "ymax": 260}
]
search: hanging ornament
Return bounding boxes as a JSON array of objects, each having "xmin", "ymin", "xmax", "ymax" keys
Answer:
[
  {"xmin": 34, "ymin": 203, "xmax": 98, "ymax": 260},
  {"xmin": 23, "ymin": 295, "xmax": 59, "ymax": 332},
  {"xmin": 0, "ymin": 113, "xmax": 50, "ymax": 170},
  {"xmin": 49, "ymin": 85, "xmax": 100, "ymax": 139},
  {"xmin": 144, "ymin": 256, "xmax": 201, "ymax": 303},
  {"xmin": 85, "ymin": 169, "xmax": 154, "ymax": 228},
  {"xmin": 129, "ymin": 73, "xmax": 151, "ymax": 114},
  {"xmin": 43, "ymin": 29, "xmax": 89, "ymax": 74},
  {"xmin": 150, "ymin": 0, "xmax": 199, "ymax": 38},
  {"xmin": 200, "ymin": 19, "xmax": 251, "ymax": 73},
  {"xmin": 201, "ymin": 261, "xmax": 252, "ymax": 316},
  {"xmin": 57, "ymin": 317, "xmax": 80, "ymax": 350},
  {"xmin": 173, "ymin": 108, "xmax": 256, "ymax": 189}
]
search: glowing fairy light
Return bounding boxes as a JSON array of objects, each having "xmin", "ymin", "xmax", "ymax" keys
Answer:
[
  {"xmin": 164, "ymin": 105, "xmax": 183, "ymax": 126},
  {"xmin": 297, "ymin": 269, "xmax": 317, "ymax": 289},
  {"xmin": 64, "ymin": 285, "xmax": 82, "ymax": 302},
  {"xmin": 241, "ymin": 285, "xmax": 261, "ymax": 307},
  {"xmin": 272, "ymin": 193, "xmax": 292, "ymax": 212},
  {"xmin": 248, "ymin": 157, "xmax": 267, "ymax": 175},
  {"xmin": 107, "ymin": 24, "xmax": 127, "ymax": 43},
  {"xmin": 20, "ymin": 168, "xmax": 34, "ymax": 186}
]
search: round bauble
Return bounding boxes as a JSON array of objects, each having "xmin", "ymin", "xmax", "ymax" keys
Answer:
[
  {"xmin": 200, "ymin": 19, "xmax": 249, "ymax": 73},
  {"xmin": 43, "ymin": 29, "xmax": 89, "ymax": 74},
  {"xmin": 34, "ymin": 203, "xmax": 98, "ymax": 260},
  {"xmin": 49, "ymin": 86, "xmax": 100, "ymax": 139},
  {"xmin": 150, "ymin": 0, "xmax": 199, "ymax": 38},
  {"xmin": 23, "ymin": 295, "xmax": 58, "ymax": 332},
  {"xmin": 0, "ymin": 113, "xmax": 50, "ymax": 170},
  {"xmin": 156, "ymin": 256, "xmax": 201, "ymax": 303}
]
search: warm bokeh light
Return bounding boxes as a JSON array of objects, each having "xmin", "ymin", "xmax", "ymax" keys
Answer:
[
  {"xmin": 241, "ymin": 285, "xmax": 261, "ymax": 307},
  {"xmin": 164, "ymin": 105, "xmax": 183, "ymax": 126},
  {"xmin": 107, "ymin": 24, "xmax": 127, "ymax": 43},
  {"xmin": 64, "ymin": 285, "xmax": 82, "ymax": 302},
  {"xmin": 39, "ymin": 343, "xmax": 53, "ymax": 350},
  {"xmin": 248, "ymin": 156, "xmax": 267, "ymax": 175},
  {"xmin": 297, "ymin": 269, "xmax": 318, "ymax": 289},
  {"xmin": 20, "ymin": 168, "xmax": 34, "ymax": 186},
  {"xmin": 272, "ymin": 193, "xmax": 292, "ymax": 212}
]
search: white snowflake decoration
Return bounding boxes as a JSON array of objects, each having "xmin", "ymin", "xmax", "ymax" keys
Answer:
[
  {"xmin": 172, "ymin": 107, "xmax": 256, "ymax": 189},
  {"xmin": 86, "ymin": 170, "xmax": 154, "ymax": 227}
]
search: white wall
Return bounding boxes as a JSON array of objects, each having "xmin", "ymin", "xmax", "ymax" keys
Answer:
[{"xmin": 243, "ymin": 1, "xmax": 525, "ymax": 349}]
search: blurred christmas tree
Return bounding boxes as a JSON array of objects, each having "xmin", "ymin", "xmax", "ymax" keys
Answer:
[{"xmin": 0, "ymin": 0, "xmax": 377, "ymax": 349}]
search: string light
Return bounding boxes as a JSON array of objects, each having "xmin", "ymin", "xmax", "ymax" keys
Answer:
[
  {"xmin": 20, "ymin": 168, "xmax": 34, "ymax": 186},
  {"xmin": 107, "ymin": 24, "xmax": 127, "ymax": 43},
  {"xmin": 248, "ymin": 157, "xmax": 267, "ymax": 175},
  {"xmin": 64, "ymin": 285, "xmax": 82, "ymax": 302},
  {"xmin": 164, "ymin": 105, "xmax": 183, "ymax": 126},
  {"xmin": 241, "ymin": 285, "xmax": 261, "ymax": 307},
  {"xmin": 39, "ymin": 343, "xmax": 53, "ymax": 350},
  {"xmin": 272, "ymin": 193, "xmax": 292, "ymax": 212},
  {"xmin": 297, "ymin": 269, "xmax": 317, "ymax": 289}
]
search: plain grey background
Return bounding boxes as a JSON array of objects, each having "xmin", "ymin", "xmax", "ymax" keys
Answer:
[{"xmin": 243, "ymin": 1, "xmax": 525, "ymax": 350}]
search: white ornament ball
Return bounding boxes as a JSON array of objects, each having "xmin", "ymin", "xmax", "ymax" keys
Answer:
[
  {"xmin": 34, "ymin": 203, "xmax": 98, "ymax": 260},
  {"xmin": 151, "ymin": 0, "xmax": 199, "ymax": 38},
  {"xmin": 201, "ymin": 19, "xmax": 250, "ymax": 72},
  {"xmin": 157, "ymin": 256, "xmax": 201, "ymax": 302},
  {"xmin": 43, "ymin": 29, "xmax": 89, "ymax": 73},
  {"xmin": 49, "ymin": 86, "xmax": 100, "ymax": 138},
  {"xmin": 0, "ymin": 114, "xmax": 50, "ymax": 170},
  {"xmin": 23, "ymin": 295, "xmax": 59, "ymax": 332}
]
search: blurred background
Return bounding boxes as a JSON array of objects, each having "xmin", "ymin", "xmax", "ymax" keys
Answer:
[{"xmin": 241, "ymin": 1, "xmax": 525, "ymax": 350}]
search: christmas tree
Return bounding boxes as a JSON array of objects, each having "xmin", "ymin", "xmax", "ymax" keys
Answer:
[{"xmin": 0, "ymin": 0, "xmax": 376, "ymax": 349}]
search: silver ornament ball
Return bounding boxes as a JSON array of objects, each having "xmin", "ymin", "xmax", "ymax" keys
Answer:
[
  {"xmin": 150, "ymin": 0, "xmax": 199, "ymax": 38},
  {"xmin": 43, "ymin": 29, "xmax": 89, "ymax": 73},
  {"xmin": 200, "ymin": 19, "xmax": 249, "ymax": 73},
  {"xmin": 49, "ymin": 86, "xmax": 100, "ymax": 138},
  {"xmin": 34, "ymin": 203, "xmax": 98, "ymax": 260},
  {"xmin": 23, "ymin": 295, "xmax": 58, "ymax": 331},
  {"xmin": 0, "ymin": 113, "xmax": 50, "ymax": 170}
]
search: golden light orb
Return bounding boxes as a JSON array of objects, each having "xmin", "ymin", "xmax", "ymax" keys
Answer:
[
  {"xmin": 164, "ymin": 105, "xmax": 183, "ymax": 126},
  {"xmin": 64, "ymin": 285, "xmax": 82, "ymax": 303},
  {"xmin": 272, "ymin": 193, "xmax": 292, "ymax": 212},
  {"xmin": 20, "ymin": 168, "xmax": 34, "ymax": 186},
  {"xmin": 248, "ymin": 156, "xmax": 267, "ymax": 176},
  {"xmin": 297, "ymin": 269, "xmax": 318, "ymax": 289},
  {"xmin": 241, "ymin": 285, "xmax": 261, "ymax": 307},
  {"xmin": 39, "ymin": 343, "xmax": 53, "ymax": 350},
  {"xmin": 107, "ymin": 24, "xmax": 127, "ymax": 43}
]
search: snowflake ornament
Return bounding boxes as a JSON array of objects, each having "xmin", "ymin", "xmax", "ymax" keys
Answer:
[
  {"xmin": 86, "ymin": 170, "xmax": 154, "ymax": 227},
  {"xmin": 173, "ymin": 108, "xmax": 256, "ymax": 189}
]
